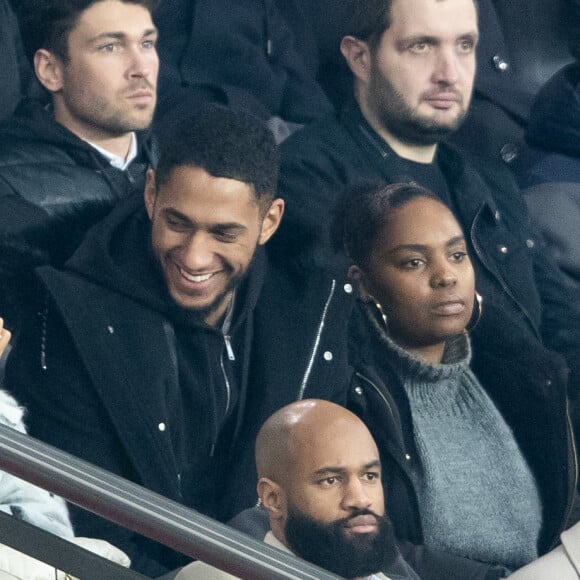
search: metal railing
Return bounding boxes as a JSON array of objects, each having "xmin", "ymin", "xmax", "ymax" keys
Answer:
[{"xmin": 0, "ymin": 423, "xmax": 340, "ymax": 580}]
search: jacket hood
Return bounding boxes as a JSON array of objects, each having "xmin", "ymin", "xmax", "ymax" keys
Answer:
[
  {"xmin": 64, "ymin": 194, "xmax": 266, "ymax": 329},
  {"xmin": 0, "ymin": 200, "xmax": 115, "ymax": 336},
  {"xmin": 0, "ymin": 98, "xmax": 101, "ymax": 160},
  {"xmin": 525, "ymin": 63, "xmax": 580, "ymax": 158}
]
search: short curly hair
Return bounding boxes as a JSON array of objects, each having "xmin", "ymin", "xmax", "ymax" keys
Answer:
[{"xmin": 154, "ymin": 103, "xmax": 279, "ymax": 207}]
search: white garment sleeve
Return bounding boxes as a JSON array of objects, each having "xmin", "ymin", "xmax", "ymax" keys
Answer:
[
  {"xmin": 0, "ymin": 538, "xmax": 130, "ymax": 579},
  {"xmin": 0, "ymin": 391, "xmax": 73, "ymax": 538},
  {"xmin": 507, "ymin": 522, "xmax": 580, "ymax": 579}
]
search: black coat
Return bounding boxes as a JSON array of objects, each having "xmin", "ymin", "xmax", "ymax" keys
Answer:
[
  {"xmin": 0, "ymin": 0, "xmax": 34, "ymax": 124},
  {"xmin": 0, "ymin": 98, "xmax": 155, "ymax": 235},
  {"xmin": 348, "ymin": 302, "xmax": 577, "ymax": 573},
  {"xmin": 276, "ymin": 103, "xmax": 580, "ymax": 414},
  {"xmin": 3, "ymin": 195, "xmax": 354, "ymax": 576},
  {"xmin": 154, "ymin": 0, "xmax": 333, "ymax": 124},
  {"xmin": 516, "ymin": 63, "xmax": 580, "ymax": 293}
]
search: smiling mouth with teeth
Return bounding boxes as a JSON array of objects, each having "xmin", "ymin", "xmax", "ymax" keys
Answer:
[{"xmin": 179, "ymin": 267, "xmax": 215, "ymax": 283}]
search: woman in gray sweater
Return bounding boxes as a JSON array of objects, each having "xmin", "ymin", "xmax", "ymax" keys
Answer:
[{"xmin": 333, "ymin": 182, "xmax": 577, "ymax": 576}]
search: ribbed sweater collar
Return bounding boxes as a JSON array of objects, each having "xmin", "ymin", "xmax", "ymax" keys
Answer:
[{"xmin": 362, "ymin": 302, "xmax": 471, "ymax": 382}]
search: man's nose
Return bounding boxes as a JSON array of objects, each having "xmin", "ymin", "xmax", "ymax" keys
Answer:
[
  {"xmin": 128, "ymin": 46, "xmax": 157, "ymax": 80},
  {"xmin": 342, "ymin": 478, "xmax": 373, "ymax": 511},
  {"xmin": 432, "ymin": 48, "xmax": 460, "ymax": 85},
  {"xmin": 181, "ymin": 233, "xmax": 214, "ymax": 270}
]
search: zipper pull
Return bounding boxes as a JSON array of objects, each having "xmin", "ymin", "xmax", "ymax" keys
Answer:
[{"xmin": 224, "ymin": 335, "xmax": 235, "ymax": 361}]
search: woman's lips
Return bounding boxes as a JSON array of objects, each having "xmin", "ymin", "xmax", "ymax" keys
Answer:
[{"xmin": 432, "ymin": 300, "xmax": 466, "ymax": 315}]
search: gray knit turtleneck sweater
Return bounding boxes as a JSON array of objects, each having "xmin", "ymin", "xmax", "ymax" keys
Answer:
[{"xmin": 378, "ymin": 325, "xmax": 542, "ymax": 570}]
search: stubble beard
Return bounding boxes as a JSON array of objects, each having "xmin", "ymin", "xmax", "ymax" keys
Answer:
[
  {"xmin": 161, "ymin": 247, "xmax": 255, "ymax": 324},
  {"xmin": 368, "ymin": 59, "xmax": 469, "ymax": 147},
  {"xmin": 61, "ymin": 74, "xmax": 156, "ymax": 137}
]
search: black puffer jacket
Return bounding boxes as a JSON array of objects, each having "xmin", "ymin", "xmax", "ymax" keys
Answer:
[{"xmin": 0, "ymin": 98, "xmax": 156, "ymax": 235}]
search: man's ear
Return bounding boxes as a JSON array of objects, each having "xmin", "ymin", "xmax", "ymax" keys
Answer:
[
  {"xmin": 258, "ymin": 198, "xmax": 285, "ymax": 245},
  {"xmin": 144, "ymin": 168, "xmax": 157, "ymax": 219},
  {"xmin": 34, "ymin": 49, "xmax": 64, "ymax": 93},
  {"xmin": 258, "ymin": 477, "xmax": 286, "ymax": 521},
  {"xmin": 348, "ymin": 265, "xmax": 374, "ymax": 301},
  {"xmin": 340, "ymin": 36, "xmax": 371, "ymax": 85}
]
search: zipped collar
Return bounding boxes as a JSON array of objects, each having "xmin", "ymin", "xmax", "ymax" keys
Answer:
[{"xmin": 297, "ymin": 278, "xmax": 336, "ymax": 399}]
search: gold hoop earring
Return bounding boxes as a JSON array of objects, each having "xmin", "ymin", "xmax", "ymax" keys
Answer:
[
  {"xmin": 370, "ymin": 300, "xmax": 388, "ymax": 332},
  {"xmin": 467, "ymin": 291, "xmax": 483, "ymax": 331}
]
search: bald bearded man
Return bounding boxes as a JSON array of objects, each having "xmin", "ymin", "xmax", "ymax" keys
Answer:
[{"xmin": 176, "ymin": 399, "xmax": 418, "ymax": 580}]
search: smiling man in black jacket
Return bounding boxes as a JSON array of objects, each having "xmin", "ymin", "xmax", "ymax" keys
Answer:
[
  {"xmin": 0, "ymin": 0, "xmax": 159, "ymax": 235},
  {"xmin": 4, "ymin": 103, "xmax": 354, "ymax": 576}
]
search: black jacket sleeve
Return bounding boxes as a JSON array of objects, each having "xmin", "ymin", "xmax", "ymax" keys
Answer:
[{"xmin": 4, "ymin": 298, "xmax": 184, "ymax": 576}]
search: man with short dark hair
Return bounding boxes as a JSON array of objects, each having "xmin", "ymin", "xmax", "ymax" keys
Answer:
[
  {"xmin": 0, "ymin": 0, "xmax": 159, "ymax": 235},
  {"xmin": 276, "ymin": 0, "xmax": 580, "ymax": 430},
  {"xmin": 176, "ymin": 400, "xmax": 419, "ymax": 580},
  {"xmin": 275, "ymin": 0, "xmax": 580, "ymax": 577},
  {"xmin": 4, "ymin": 103, "xmax": 354, "ymax": 576}
]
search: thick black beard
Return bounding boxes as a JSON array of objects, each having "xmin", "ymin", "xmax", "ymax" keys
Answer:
[{"xmin": 284, "ymin": 507, "xmax": 398, "ymax": 578}]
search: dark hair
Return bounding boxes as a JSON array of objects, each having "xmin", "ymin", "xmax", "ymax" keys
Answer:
[
  {"xmin": 343, "ymin": 0, "xmax": 478, "ymax": 50},
  {"xmin": 154, "ymin": 103, "xmax": 279, "ymax": 206},
  {"xmin": 20, "ymin": 0, "xmax": 159, "ymax": 62},
  {"xmin": 331, "ymin": 181, "xmax": 441, "ymax": 268},
  {"xmin": 344, "ymin": 0, "xmax": 393, "ymax": 49}
]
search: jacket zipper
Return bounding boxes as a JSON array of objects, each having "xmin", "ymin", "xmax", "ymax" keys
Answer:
[
  {"xmin": 223, "ymin": 335, "xmax": 235, "ymax": 361},
  {"xmin": 220, "ymin": 354, "xmax": 231, "ymax": 419},
  {"xmin": 297, "ymin": 279, "xmax": 336, "ymax": 400},
  {"xmin": 554, "ymin": 399, "xmax": 579, "ymax": 549},
  {"xmin": 354, "ymin": 372, "xmax": 424, "ymax": 536},
  {"xmin": 218, "ymin": 294, "xmax": 236, "ymax": 426},
  {"xmin": 354, "ymin": 372, "xmax": 412, "ymax": 462},
  {"xmin": 355, "ymin": 372, "xmax": 395, "ymax": 420}
]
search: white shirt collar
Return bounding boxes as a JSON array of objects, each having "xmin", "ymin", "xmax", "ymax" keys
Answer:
[{"xmin": 86, "ymin": 132, "xmax": 138, "ymax": 170}]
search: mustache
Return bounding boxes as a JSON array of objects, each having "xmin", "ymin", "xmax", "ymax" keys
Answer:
[
  {"xmin": 127, "ymin": 79, "xmax": 156, "ymax": 91},
  {"xmin": 339, "ymin": 508, "xmax": 382, "ymax": 526},
  {"xmin": 422, "ymin": 87, "xmax": 462, "ymax": 101}
]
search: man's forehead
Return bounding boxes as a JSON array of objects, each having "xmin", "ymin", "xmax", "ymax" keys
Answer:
[
  {"xmin": 387, "ymin": 0, "xmax": 478, "ymax": 37},
  {"xmin": 154, "ymin": 166, "xmax": 260, "ymax": 218},
  {"xmin": 292, "ymin": 431, "xmax": 380, "ymax": 477},
  {"xmin": 73, "ymin": 1, "xmax": 155, "ymax": 39}
]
